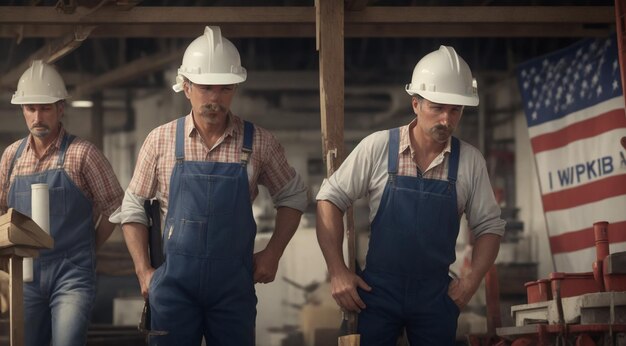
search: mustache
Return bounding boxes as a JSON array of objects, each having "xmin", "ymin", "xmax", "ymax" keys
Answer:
[
  {"xmin": 200, "ymin": 103, "xmax": 228, "ymax": 113},
  {"xmin": 31, "ymin": 123, "xmax": 49, "ymax": 129},
  {"xmin": 433, "ymin": 125, "xmax": 451, "ymax": 132}
]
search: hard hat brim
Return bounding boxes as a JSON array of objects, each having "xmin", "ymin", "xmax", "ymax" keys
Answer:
[
  {"xmin": 173, "ymin": 72, "xmax": 246, "ymax": 92},
  {"xmin": 11, "ymin": 95, "xmax": 65, "ymax": 105},
  {"xmin": 406, "ymin": 89, "xmax": 479, "ymax": 107}
]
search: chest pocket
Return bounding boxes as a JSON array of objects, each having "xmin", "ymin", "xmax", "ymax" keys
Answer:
[
  {"xmin": 15, "ymin": 186, "xmax": 66, "ymax": 217},
  {"xmin": 181, "ymin": 174, "xmax": 239, "ymax": 218}
]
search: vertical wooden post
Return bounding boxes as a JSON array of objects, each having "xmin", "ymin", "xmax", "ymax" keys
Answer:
[
  {"xmin": 9, "ymin": 255, "xmax": 23, "ymax": 346},
  {"xmin": 91, "ymin": 92, "xmax": 104, "ymax": 150},
  {"xmin": 484, "ymin": 265, "xmax": 502, "ymax": 336},
  {"xmin": 317, "ymin": 0, "xmax": 360, "ymax": 343},
  {"xmin": 317, "ymin": 0, "xmax": 344, "ymax": 171}
]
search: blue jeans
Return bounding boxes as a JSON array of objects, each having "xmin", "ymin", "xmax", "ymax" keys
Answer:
[{"xmin": 24, "ymin": 254, "xmax": 96, "ymax": 346}]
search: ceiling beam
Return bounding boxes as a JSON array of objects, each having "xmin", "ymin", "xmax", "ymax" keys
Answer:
[
  {"xmin": 0, "ymin": 23, "xmax": 612, "ymax": 39},
  {"xmin": 0, "ymin": 6, "xmax": 614, "ymax": 25},
  {"xmin": 0, "ymin": 25, "xmax": 95, "ymax": 89},
  {"xmin": 71, "ymin": 48, "xmax": 184, "ymax": 99}
]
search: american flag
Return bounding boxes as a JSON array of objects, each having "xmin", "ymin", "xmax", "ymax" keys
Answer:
[{"xmin": 517, "ymin": 35, "xmax": 626, "ymax": 273}]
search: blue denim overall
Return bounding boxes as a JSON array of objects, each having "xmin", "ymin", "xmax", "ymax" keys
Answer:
[
  {"xmin": 148, "ymin": 117, "xmax": 257, "ymax": 345},
  {"xmin": 357, "ymin": 128, "xmax": 461, "ymax": 345},
  {"xmin": 8, "ymin": 134, "xmax": 96, "ymax": 346}
]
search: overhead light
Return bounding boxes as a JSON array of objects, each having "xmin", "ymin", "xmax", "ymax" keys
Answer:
[{"xmin": 71, "ymin": 100, "xmax": 93, "ymax": 108}]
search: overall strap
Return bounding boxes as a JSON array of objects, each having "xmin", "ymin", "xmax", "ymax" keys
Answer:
[
  {"xmin": 57, "ymin": 133, "xmax": 75, "ymax": 167},
  {"xmin": 447, "ymin": 136, "xmax": 460, "ymax": 184},
  {"xmin": 241, "ymin": 121, "xmax": 254, "ymax": 165},
  {"xmin": 387, "ymin": 128, "xmax": 400, "ymax": 176},
  {"xmin": 175, "ymin": 116, "xmax": 186, "ymax": 162},
  {"xmin": 6, "ymin": 138, "xmax": 28, "ymax": 186}
]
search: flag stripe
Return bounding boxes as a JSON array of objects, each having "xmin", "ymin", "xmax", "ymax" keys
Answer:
[
  {"xmin": 533, "ymin": 128, "xmax": 626, "ymax": 193},
  {"xmin": 549, "ymin": 222, "xmax": 626, "ymax": 253},
  {"xmin": 531, "ymin": 109, "xmax": 626, "ymax": 153},
  {"xmin": 528, "ymin": 97, "xmax": 623, "ymax": 138},
  {"xmin": 545, "ymin": 195, "xmax": 626, "ymax": 237},
  {"xmin": 553, "ymin": 241, "xmax": 626, "ymax": 272},
  {"xmin": 541, "ymin": 174, "xmax": 626, "ymax": 212}
]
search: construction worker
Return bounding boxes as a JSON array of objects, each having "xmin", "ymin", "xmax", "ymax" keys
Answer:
[
  {"xmin": 316, "ymin": 46, "xmax": 506, "ymax": 345},
  {"xmin": 0, "ymin": 60, "xmax": 124, "ymax": 346},
  {"xmin": 110, "ymin": 26, "xmax": 307, "ymax": 345}
]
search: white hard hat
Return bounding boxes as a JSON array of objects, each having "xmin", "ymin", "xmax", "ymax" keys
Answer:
[
  {"xmin": 172, "ymin": 26, "xmax": 247, "ymax": 92},
  {"xmin": 405, "ymin": 45, "xmax": 479, "ymax": 107},
  {"xmin": 11, "ymin": 60, "xmax": 68, "ymax": 105}
]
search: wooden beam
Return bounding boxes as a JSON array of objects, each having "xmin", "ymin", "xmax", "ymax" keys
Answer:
[
  {"xmin": 9, "ymin": 256, "xmax": 23, "ymax": 346},
  {"xmin": 0, "ymin": 25, "xmax": 95, "ymax": 89},
  {"xmin": 318, "ymin": 1, "xmax": 344, "ymax": 170},
  {"xmin": 0, "ymin": 22, "xmax": 612, "ymax": 38},
  {"xmin": 71, "ymin": 48, "xmax": 184, "ymax": 99},
  {"xmin": 0, "ymin": 6, "xmax": 614, "ymax": 25},
  {"xmin": 0, "ymin": 6, "xmax": 313, "ymax": 24}
]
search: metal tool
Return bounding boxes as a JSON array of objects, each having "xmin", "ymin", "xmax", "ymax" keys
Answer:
[
  {"xmin": 138, "ymin": 199, "xmax": 168, "ymax": 340},
  {"xmin": 138, "ymin": 298, "xmax": 168, "ymax": 336}
]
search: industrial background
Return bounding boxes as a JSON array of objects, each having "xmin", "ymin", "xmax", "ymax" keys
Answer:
[{"xmin": 0, "ymin": 1, "xmax": 623, "ymax": 345}]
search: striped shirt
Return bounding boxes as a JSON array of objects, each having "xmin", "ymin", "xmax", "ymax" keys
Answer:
[
  {"xmin": 125, "ymin": 112, "xmax": 306, "ymax": 216},
  {"xmin": 0, "ymin": 126, "xmax": 124, "ymax": 218},
  {"xmin": 317, "ymin": 119, "xmax": 505, "ymax": 237}
]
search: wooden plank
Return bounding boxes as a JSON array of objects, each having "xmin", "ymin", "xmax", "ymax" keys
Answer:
[
  {"xmin": 72, "ymin": 48, "xmax": 184, "ymax": 99},
  {"xmin": 345, "ymin": 6, "xmax": 614, "ymax": 23},
  {"xmin": 0, "ymin": 22, "xmax": 610, "ymax": 39},
  {"xmin": 317, "ymin": 0, "xmax": 360, "ymax": 341},
  {"xmin": 8, "ymin": 255, "xmax": 23, "ymax": 346},
  {"xmin": 0, "ymin": 25, "xmax": 95, "ymax": 89},
  {"xmin": 0, "ymin": 6, "xmax": 614, "ymax": 25},
  {"xmin": 317, "ymin": 0, "xmax": 344, "ymax": 171},
  {"xmin": 0, "ymin": 6, "xmax": 314, "ymax": 24}
]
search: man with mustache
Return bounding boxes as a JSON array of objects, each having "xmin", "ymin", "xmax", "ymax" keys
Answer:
[
  {"xmin": 316, "ymin": 46, "xmax": 506, "ymax": 345},
  {"xmin": 110, "ymin": 26, "xmax": 307, "ymax": 345},
  {"xmin": 0, "ymin": 60, "xmax": 124, "ymax": 346}
]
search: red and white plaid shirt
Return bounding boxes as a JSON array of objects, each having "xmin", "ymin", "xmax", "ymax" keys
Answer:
[
  {"xmin": 0, "ymin": 126, "xmax": 124, "ymax": 217},
  {"xmin": 127, "ymin": 112, "xmax": 297, "ymax": 212},
  {"xmin": 398, "ymin": 119, "xmax": 451, "ymax": 179}
]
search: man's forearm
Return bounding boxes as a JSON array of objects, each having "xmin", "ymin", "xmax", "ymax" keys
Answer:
[
  {"xmin": 468, "ymin": 233, "xmax": 501, "ymax": 286},
  {"xmin": 95, "ymin": 216, "xmax": 117, "ymax": 251},
  {"xmin": 316, "ymin": 200, "xmax": 348, "ymax": 276},
  {"xmin": 265, "ymin": 206, "xmax": 302, "ymax": 258},
  {"xmin": 122, "ymin": 222, "xmax": 152, "ymax": 275}
]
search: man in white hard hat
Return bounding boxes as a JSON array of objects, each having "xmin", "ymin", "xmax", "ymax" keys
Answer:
[
  {"xmin": 0, "ymin": 60, "xmax": 124, "ymax": 346},
  {"xmin": 111, "ymin": 26, "xmax": 307, "ymax": 345},
  {"xmin": 316, "ymin": 46, "xmax": 506, "ymax": 345}
]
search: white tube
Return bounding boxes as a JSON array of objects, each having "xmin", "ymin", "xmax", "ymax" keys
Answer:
[
  {"xmin": 24, "ymin": 183, "xmax": 50, "ymax": 282},
  {"xmin": 31, "ymin": 183, "xmax": 50, "ymax": 235}
]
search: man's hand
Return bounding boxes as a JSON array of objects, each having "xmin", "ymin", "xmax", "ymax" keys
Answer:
[
  {"xmin": 137, "ymin": 267, "xmax": 155, "ymax": 299},
  {"xmin": 253, "ymin": 249, "xmax": 280, "ymax": 284},
  {"xmin": 447, "ymin": 277, "xmax": 479, "ymax": 310},
  {"xmin": 330, "ymin": 268, "xmax": 371, "ymax": 313}
]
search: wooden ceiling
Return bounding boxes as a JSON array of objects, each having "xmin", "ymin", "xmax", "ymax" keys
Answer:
[{"xmin": 0, "ymin": 1, "xmax": 617, "ymax": 98}]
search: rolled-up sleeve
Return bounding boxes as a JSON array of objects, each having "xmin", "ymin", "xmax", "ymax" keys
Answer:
[
  {"xmin": 464, "ymin": 149, "xmax": 506, "ymax": 238},
  {"xmin": 316, "ymin": 132, "xmax": 383, "ymax": 212},
  {"xmin": 257, "ymin": 128, "xmax": 308, "ymax": 212},
  {"xmin": 108, "ymin": 190, "xmax": 148, "ymax": 226},
  {"xmin": 110, "ymin": 128, "xmax": 159, "ymax": 226},
  {"xmin": 272, "ymin": 173, "xmax": 308, "ymax": 212}
]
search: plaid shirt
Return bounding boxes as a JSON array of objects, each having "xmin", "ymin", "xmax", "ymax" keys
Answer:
[
  {"xmin": 398, "ymin": 119, "xmax": 451, "ymax": 178},
  {"xmin": 127, "ymin": 113, "xmax": 297, "ymax": 212},
  {"xmin": 0, "ymin": 126, "xmax": 124, "ymax": 217}
]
